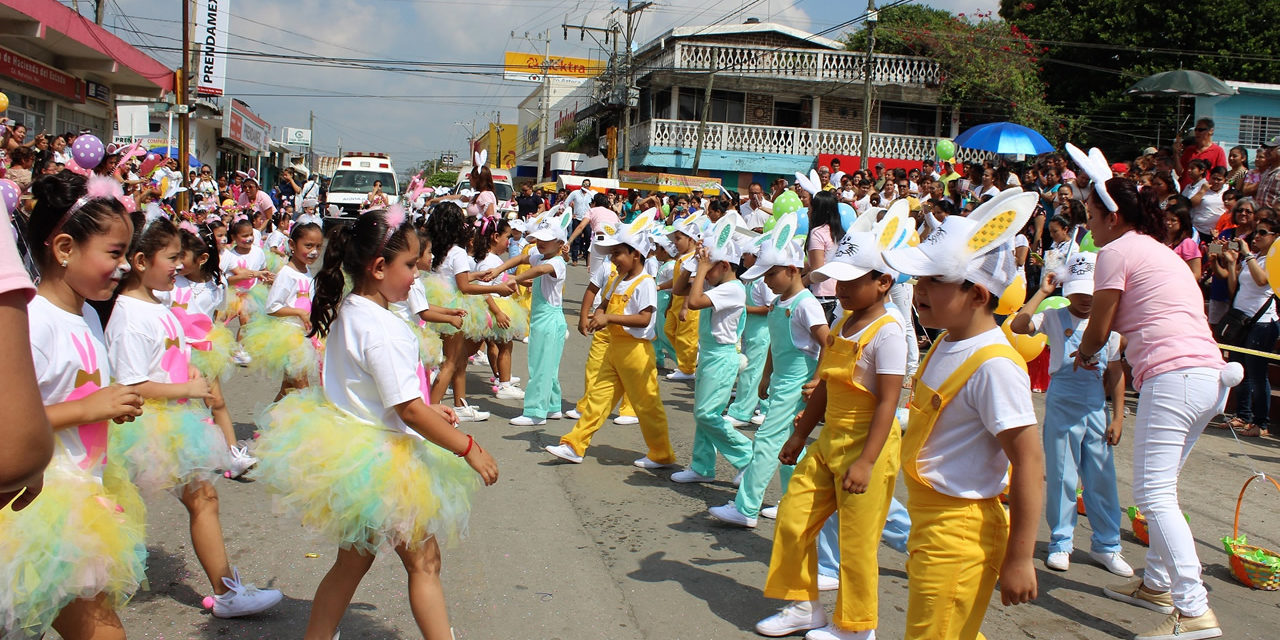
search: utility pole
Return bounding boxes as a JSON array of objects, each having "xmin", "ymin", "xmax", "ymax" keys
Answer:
[
  {"xmin": 308, "ymin": 110, "xmax": 315, "ymax": 170},
  {"xmin": 537, "ymin": 30, "xmax": 551, "ymax": 184},
  {"xmin": 563, "ymin": 20, "xmax": 621, "ymax": 176},
  {"xmin": 95, "ymin": 0, "xmax": 106, "ymax": 24},
  {"xmin": 621, "ymin": 0, "xmax": 652, "ymax": 172},
  {"xmin": 859, "ymin": 0, "xmax": 878, "ymax": 170},
  {"xmin": 177, "ymin": 0, "xmax": 191, "ymax": 212},
  {"xmin": 690, "ymin": 50, "xmax": 716, "ymax": 173}
]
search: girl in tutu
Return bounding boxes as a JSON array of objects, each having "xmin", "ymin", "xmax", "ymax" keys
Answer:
[
  {"xmin": 105, "ymin": 210, "xmax": 282, "ymax": 619},
  {"xmin": 240, "ymin": 222, "xmax": 324, "ymax": 400},
  {"xmin": 221, "ymin": 218, "xmax": 272, "ymax": 365},
  {"xmin": 262, "ymin": 212, "xmax": 289, "ymax": 274},
  {"xmin": 390, "ymin": 223, "xmax": 468, "ymax": 401},
  {"xmin": 423, "ymin": 203, "xmax": 516, "ymax": 422},
  {"xmin": 254, "ymin": 208, "xmax": 498, "ymax": 640},
  {"xmin": 472, "ymin": 216, "xmax": 529, "ymax": 399},
  {"xmin": 1, "ymin": 171, "xmax": 146, "ymax": 639}
]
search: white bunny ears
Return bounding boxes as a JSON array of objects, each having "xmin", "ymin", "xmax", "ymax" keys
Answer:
[
  {"xmin": 1065, "ymin": 143, "xmax": 1117, "ymax": 212},
  {"xmin": 704, "ymin": 215, "xmax": 744, "ymax": 264},
  {"xmin": 597, "ymin": 210, "xmax": 659, "ymax": 255},
  {"xmin": 528, "ymin": 210, "xmax": 573, "ymax": 243},
  {"xmin": 473, "ymin": 149, "xmax": 488, "ymax": 169},
  {"xmin": 794, "ymin": 170, "xmax": 821, "ymax": 196},
  {"xmin": 741, "ymin": 212, "xmax": 805, "ymax": 280},
  {"xmin": 810, "ymin": 199, "xmax": 913, "ymax": 283}
]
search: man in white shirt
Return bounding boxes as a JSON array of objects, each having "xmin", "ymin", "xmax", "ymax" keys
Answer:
[{"xmin": 739, "ymin": 181, "xmax": 772, "ymax": 231}]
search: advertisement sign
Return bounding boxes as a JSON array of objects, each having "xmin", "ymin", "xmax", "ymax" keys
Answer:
[
  {"xmin": 116, "ymin": 104, "xmax": 151, "ymax": 138},
  {"xmin": 223, "ymin": 99, "xmax": 268, "ymax": 151},
  {"xmin": 0, "ymin": 47, "xmax": 83, "ymax": 102},
  {"xmin": 619, "ymin": 171, "xmax": 723, "ymax": 196},
  {"xmin": 196, "ymin": 0, "xmax": 230, "ymax": 96},
  {"xmin": 284, "ymin": 127, "xmax": 312, "ymax": 147},
  {"xmin": 503, "ymin": 51, "xmax": 604, "ymax": 83}
]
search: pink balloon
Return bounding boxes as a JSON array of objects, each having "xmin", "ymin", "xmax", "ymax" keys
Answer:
[
  {"xmin": 138, "ymin": 153, "xmax": 163, "ymax": 177},
  {"xmin": 63, "ymin": 157, "xmax": 90, "ymax": 177},
  {"xmin": 0, "ymin": 179, "xmax": 19, "ymax": 215}
]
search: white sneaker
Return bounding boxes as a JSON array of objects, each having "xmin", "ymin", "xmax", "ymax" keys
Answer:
[
  {"xmin": 666, "ymin": 370, "xmax": 695, "ymax": 381},
  {"xmin": 751, "ymin": 412, "xmax": 766, "ymax": 425},
  {"xmin": 509, "ymin": 416, "xmax": 546, "ymax": 426},
  {"xmin": 209, "ymin": 568, "xmax": 283, "ymax": 618},
  {"xmin": 817, "ymin": 574, "xmax": 840, "ymax": 592},
  {"xmin": 708, "ymin": 502, "xmax": 757, "ymax": 528},
  {"xmin": 548, "ymin": 411, "xmax": 564, "ymax": 420},
  {"xmin": 1046, "ymin": 551, "xmax": 1071, "ymax": 571},
  {"xmin": 521, "ymin": 336, "xmax": 529, "ymax": 343},
  {"xmin": 633, "ymin": 457, "xmax": 676, "ymax": 469},
  {"xmin": 733, "ymin": 467, "xmax": 746, "ymax": 487},
  {"xmin": 755, "ymin": 601, "xmax": 827, "ymax": 637},
  {"xmin": 495, "ymin": 383, "xmax": 525, "ymax": 400},
  {"xmin": 1089, "ymin": 550, "xmax": 1135, "ymax": 577},
  {"xmin": 760, "ymin": 505, "xmax": 778, "ymax": 519},
  {"xmin": 470, "ymin": 352, "xmax": 489, "ymax": 367},
  {"xmin": 565, "ymin": 408, "xmax": 581, "ymax": 419},
  {"xmin": 724, "ymin": 415, "xmax": 749, "ymax": 428},
  {"xmin": 509, "ymin": 376, "xmax": 521, "ymax": 384},
  {"xmin": 613, "ymin": 415, "xmax": 639, "ymax": 425},
  {"xmin": 224, "ymin": 446, "xmax": 257, "ymax": 479},
  {"xmin": 232, "ymin": 349, "xmax": 252, "ymax": 366},
  {"xmin": 454, "ymin": 402, "xmax": 490, "ymax": 422},
  {"xmin": 806, "ymin": 624, "xmax": 874, "ymax": 640},
  {"xmin": 545, "ymin": 443, "xmax": 583, "ymax": 463},
  {"xmin": 670, "ymin": 468, "xmax": 714, "ymax": 483}
]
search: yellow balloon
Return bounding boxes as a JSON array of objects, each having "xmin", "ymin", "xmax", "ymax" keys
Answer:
[
  {"xmin": 1268, "ymin": 239, "xmax": 1280, "ymax": 298},
  {"xmin": 1001, "ymin": 315, "xmax": 1047, "ymax": 363},
  {"xmin": 995, "ymin": 273, "xmax": 1027, "ymax": 316},
  {"xmin": 0, "ymin": 92, "xmax": 8, "ymax": 112}
]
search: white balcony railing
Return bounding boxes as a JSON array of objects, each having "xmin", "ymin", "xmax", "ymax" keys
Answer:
[
  {"xmin": 630, "ymin": 119, "xmax": 993, "ymax": 163},
  {"xmin": 649, "ymin": 42, "xmax": 941, "ymax": 87}
]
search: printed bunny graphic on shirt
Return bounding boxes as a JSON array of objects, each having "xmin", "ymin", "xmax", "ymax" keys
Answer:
[
  {"xmin": 171, "ymin": 286, "xmax": 194, "ymax": 310},
  {"xmin": 233, "ymin": 256, "xmax": 256, "ymax": 290},
  {"xmin": 295, "ymin": 279, "xmax": 313, "ymax": 314},
  {"xmin": 158, "ymin": 312, "xmax": 191, "ymax": 384},
  {"xmin": 65, "ymin": 332, "xmax": 110, "ymax": 471}
]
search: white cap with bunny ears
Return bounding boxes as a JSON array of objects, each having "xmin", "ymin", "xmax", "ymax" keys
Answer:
[
  {"xmin": 687, "ymin": 216, "xmax": 744, "ymax": 276},
  {"xmin": 1061, "ymin": 251, "xmax": 1097, "ymax": 298},
  {"xmin": 741, "ymin": 213, "xmax": 804, "ymax": 280},
  {"xmin": 811, "ymin": 199, "xmax": 913, "ymax": 283},
  {"xmin": 529, "ymin": 212, "xmax": 573, "ymax": 243},
  {"xmin": 595, "ymin": 212, "xmax": 656, "ymax": 255},
  {"xmin": 794, "ymin": 170, "xmax": 822, "ymax": 196},
  {"xmin": 473, "ymin": 149, "xmax": 488, "ymax": 169},
  {"xmin": 881, "ymin": 189, "xmax": 1038, "ymax": 298},
  {"xmin": 669, "ymin": 212, "xmax": 707, "ymax": 243},
  {"xmin": 1065, "ymin": 143, "xmax": 1117, "ymax": 212}
]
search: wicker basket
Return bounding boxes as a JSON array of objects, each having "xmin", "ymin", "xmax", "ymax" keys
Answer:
[
  {"xmin": 1223, "ymin": 474, "xmax": 1280, "ymax": 591},
  {"xmin": 1126, "ymin": 506, "xmax": 1191, "ymax": 547},
  {"xmin": 1077, "ymin": 489, "xmax": 1087, "ymax": 516}
]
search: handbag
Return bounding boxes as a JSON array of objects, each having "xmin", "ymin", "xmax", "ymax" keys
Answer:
[{"xmin": 1216, "ymin": 294, "xmax": 1276, "ymax": 347}]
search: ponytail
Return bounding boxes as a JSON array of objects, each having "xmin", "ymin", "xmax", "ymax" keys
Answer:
[
  {"xmin": 310, "ymin": 224, "xmax": 352, "ymax": 338},
  {"xmin": 310, "ymin": 210, "xmax": 412, "ymax": 338},
  {"xmin": 1105, "ymin": 177, "xmax": 1166, "ymax": 243}
]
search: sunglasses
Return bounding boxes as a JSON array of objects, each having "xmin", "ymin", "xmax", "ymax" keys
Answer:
[
  {"xmin": 1195, "ymin": 127, "xmax": 1210, "ymax": 132},
  {"xmin": 1254, "ymin": 229, "xmax": 1276, "ymax": 237}
]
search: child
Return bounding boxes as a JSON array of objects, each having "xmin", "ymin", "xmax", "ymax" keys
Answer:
[
  {"xmin": 880, "ymin": 189, "xmax": 1044, "ymax": 640},
  {"xmin": 472, "ymin": 217, "xmax": 528, "ymax": 399},
  {"xmin": 390, "ymin": 223, "xmax": 466, "ymax": 400},
  {"xmin": 652, "ymin": 236, "xmax": 679, "ymax": 369},
  {"xmin": 546, "ymin": 215, "xmax": 677, "ymax": 468},
  {"xmin": 263, "ymin": 212, "xmax": 290, "ymax": 273},
  {"xmin": 725, "ymin": 238, "xmax": 774, "ymax": 426},
  {"xmin": 709, "ymin": 214, "xmax": 828, "ymax": 527},
  {"xmin": 240, "ymin": 222, "xmax": 324, "ymax": 401},
  {"xmin": 664, "ymin": 214, "xmax": 705, "ymax": 380},
  {"xmin": 106, "ymin": 209, "xmax": 282, "ymax": 618},
  {"xmin": 222, "ymin": 218, "xmax": 272, "ymax": 365},
  {"xmin": 254, "ymin": 208, "xmax": 497, "ymax": 640},
  {"xmin": 1012, "ymin": 251, "xmax": 1132, "ymax": 576},
  {"xmin": 754, "ymin": 218, "xmax": 908, "ymax": 640},
  {"xmin": 297, "ymin": 198, "xmax": 323, "ymax": 226},
  {"xmin": 670, "ymin": 217, "xmax": 753, "ymax": 484},
  {"xmin": 0, "ymin": 172, "xmax": 146, "ymax": 638},
  {"xmin": 508, "ymin": 219, "xmax": 534, "ymax": 316},
  {"xmin": 564, "ymin": 254, "xmax": 640, "ymax": 425}
]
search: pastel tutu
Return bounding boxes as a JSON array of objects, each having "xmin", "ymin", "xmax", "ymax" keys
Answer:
[
  {"xmin": 253, "ymin": 390, "xmax": 479, "ymax": 554},
  {"xmin": 239, "ymin": 315, "xmax": 321, "ymax": 381},
  {"xmin": 191, "ymin": 321, "xmax": 237, "ymax": 382},
  {"xmin": 410, "ymin": 321, "xmax": 445, "ymax": 367},
  {"xmin": 224, "ymin": 283, "xmax": 269, "ymax": 321},
  {"xmin": 488, "ymin": 291, "xmax": 529, "ymax": 342},
  {"xmin": 422, "ymin": 274, "xmax": 490, "ymax": 340},
  {"xmin": 108, "ymin": 399, "xmax": 230, "ymax": 493}
]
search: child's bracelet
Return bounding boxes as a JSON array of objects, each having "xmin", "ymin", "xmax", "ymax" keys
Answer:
[{"xmin": 456, "ymin": 434, "xmax": 475, "ymax": 458}]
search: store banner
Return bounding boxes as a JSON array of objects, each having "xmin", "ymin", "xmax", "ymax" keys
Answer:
[
  {"xmin": 196, "ymin": 0, "xmax": 230, "ymax": 96},
  {"xmin": 0, "ymin": 46, "xmax": 83, "ymax": 102}
]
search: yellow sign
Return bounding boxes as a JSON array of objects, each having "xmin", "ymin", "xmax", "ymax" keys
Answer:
[
  {"xmin": 503, "ymin": 51, "xmax": 605, "ymax": 82},
  {"xmin": 476, "ymin": 123, "xmax": 519, "ymax": 169}
]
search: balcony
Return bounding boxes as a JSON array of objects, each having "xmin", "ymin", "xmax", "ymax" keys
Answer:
[
  {"xmin": 629, "ymin": 119, "xmax": 993, "ymax": 163},
  {"xmin": 648, "ymin": 42, "xmax": 942, "ymax": 88}
]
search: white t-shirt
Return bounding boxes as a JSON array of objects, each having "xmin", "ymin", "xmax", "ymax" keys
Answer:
[
  {"xmin": 105, "ymin": 295, "xmax": 190, "ymax": 386},
  {"xmin": 835, "ymin": 315, "xmax": 907, "ymax": 398},
  {"xmin": 589, "ymin": 262, "xmax": 614, "ymax": 291},
  {"xmin": 1233, "ymin": 255, "xmax": 1278, "ymax": 323},
  {"xmin": 29, "ymin": 296, "xmax": 112, "ymax": 479},
  {"xmin": 778, "ymin": 290, "xmax": 827, "ymax": 359},
  {"xmin": 222, "ymin": 245, "xmax": 267, "ymax": 289},
  {"xmin": 746, "ymin": 278, "xmax": 775, "ymax": 307},
  {"xmin": 656, "ymin": 260, "xmax": 675, "ymax": 288},
  {"xmin": 607, "ymin": 273, "xmax": 657, "ymax": 340},
  {"xmin": 1188, "ymin": 180, "xmax": 1225, "ymax": 236},
  {"xmin": 529, "ymin": 250, "xmax": 566, "ymax": 307},
  {"xmin": 644, "ymin": 256, "xmax": 659, "ymax": 278},
  {"xmin": 168, "ymin": 275, "xmax": 225, "ymax": 319},
  {"xmin": 323, "ymin": 295, "xmax": 425, "ymax": 438},
  {"xmin": 265, "ymin": 264, "xmax": 314, "ymax": 315},
  {"xmin": 475, "ymin": 252, "xmax": 505, "ymax": 285},
  {"xmin": 1014, "ymin": 234, "xmax": 1030, "ymax": 277},
  {"xmin": 391, "ymin": 277, "xmax": 431, "ymax": 324},
  {"xmin": 1030, "ymin": 307, "xmax": 1122, "ymax": 375},
  {"xmin": 916, "ymin": 327, "xmax": 1037, "ymax": 499},
  {"xmin": 265, "ymin": 229, "xmax": 289, "ymax": 257},
  {"xmin": 438, "ymin": 245, "xmax": 475, "ymax": 281},
  {"xmin": 978, "ymin": 185, "xmax": 1001, "ymax": 200},
  {"xmin": 739, "ymin": 203, "xmax": 771, "ymax": 230},
  {"xmin": 703, "ymin": 280, "xmax": 746, "ymax": 345}
]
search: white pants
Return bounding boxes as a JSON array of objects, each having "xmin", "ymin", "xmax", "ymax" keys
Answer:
[
  {"xmin": 1133, "ymin": 366, "xmax": 1228, "ymax": 617},
  {"xmin": 890, "ymin": 282, "xmax": 919, "ymax": 375}
]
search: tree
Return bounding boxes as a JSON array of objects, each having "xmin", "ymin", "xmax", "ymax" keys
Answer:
[{"xmin": 427, "ymin": 171, "xmax": 457, "ymax": 188}]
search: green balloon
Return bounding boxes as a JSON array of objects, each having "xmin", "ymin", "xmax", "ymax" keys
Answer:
[
  {"xmin": 773, "ymin": 191, "xmax": 802, "ymax": 218},
  {"xmin": 1079, "ymin": 231, "xmax": 1099, "ymax": 253},
  {"xmin": 936, "ymin": 138, "xmax": 956, "ymax": 161},
  {"xmin": 763, "ymin": 218, "xmax": 777, "ymax": 233},
  {"xmin": 1037, "ymin": 296, "xmax": 1070, "ymax": 313}
]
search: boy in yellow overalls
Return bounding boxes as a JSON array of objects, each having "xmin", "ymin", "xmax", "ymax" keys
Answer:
[
  {"xmin": 664, "ymin": 214, "xmax": 705, "ymax": 380},
  {"xmin": 880, "ymin": 189, "xmax": 1046, "ymax": 640}
]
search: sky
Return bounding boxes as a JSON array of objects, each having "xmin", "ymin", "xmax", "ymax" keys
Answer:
[{"xmin": 94, "ymin": 0, "xmax": 1000, "ymax": 174}]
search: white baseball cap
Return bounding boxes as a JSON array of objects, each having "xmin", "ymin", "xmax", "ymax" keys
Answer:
[
  {"xmin": 529, "ymin": 214, "xmax": 571, "ymax": 242},
  {"xmin": 1061, "ymin": 251, "xmax": 1096, "ymax": 297},
  {"xmin": 741, "ymin": 213, "xmax": 805, "ymax": 280}
]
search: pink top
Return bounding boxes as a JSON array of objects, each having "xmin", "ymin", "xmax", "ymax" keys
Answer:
[
  {"xmin": 586, "ymin": 206, "xmax": 620, "ymax": 234},
  {"xmin": 1171, "ymin": 237, "xmax": 1201, "ymax": 263},
  {"xmin": 807, "ymin": 224, "xmax": 837, "ymax": 297},
  {"xmin": 1094, "ymin": 230, "xmax": 1223, "ymax": 388},
  {"xmin": 237, "ymin": 190, "xmax": 276, "ymax": 215},
  {"xmin": 0, "ymin": 212, "xmax": 34, "ymax": 300},
  {"xmin": 467, "ymin": 190, "xmax": 496, "ymax": 218}
]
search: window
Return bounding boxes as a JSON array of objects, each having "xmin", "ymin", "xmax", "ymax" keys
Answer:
[
  {"xmin": 6, "ymin": 91, "xmax": 48, "ymax": 134},
  {"xmin": 677, "ymin": 89, "xmax": 744, "ymax": 124},
  {"xmin": 1239, "ymin": 115, "xmax": 1280, "ymax": 148},
  {"xmin": 654, "ymin": 88, "xmax": 672, "ymax": 120},
  {"xmin": 57, "ymin": 108, "xmax": 108, "ymax": 138},
  {"xmin": 878, "ymin": 102, "xmax": 937, "ymax": 136},
  {"xmin": 774, "ymin": 99, "xmax": 806, "ymax": 127}
]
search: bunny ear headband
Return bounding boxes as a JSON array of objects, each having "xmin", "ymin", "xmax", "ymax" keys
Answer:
[
  {"xmin": 45, "ymin": 174, "xmax": 134, "ymax": 245},
  {"xmin": 794, "ymin": 169, "xmax": 821, "ymax": 196},
  {"xmin": 1064, "ymin": 143, "xmax": 1117, "ymax": 212},
  {"xmin": 473, "ymin": 149, "xmax": 488, "ymax": 168},
  {"xmin": 704, "ymin": 215, "xmax": 742, "ymax": 264}
]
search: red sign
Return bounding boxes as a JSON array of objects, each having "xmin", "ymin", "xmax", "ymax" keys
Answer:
[
  {"xmin": 0, "ymin": 47, "xmax": 84, "ymax": 103},
  {"xmin": 816, "ymin": 153, "xmax": 963, "ymax": 177}
]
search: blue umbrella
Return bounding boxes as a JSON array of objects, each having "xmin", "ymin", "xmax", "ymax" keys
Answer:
[
  {"xmin": 146, "ymin": 146, "xmax": 202, "ymax": 168},
  {"xmin": 954, "ymin": 121, "xmax": 1054, "ymax": 155}
]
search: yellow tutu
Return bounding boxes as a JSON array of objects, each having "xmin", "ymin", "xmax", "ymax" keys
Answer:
[
  {"xmin": 253, "ymin": 390, "xmax": 479, "ymax": 553},
  {"xmin": 108, "ymin": 399, "xmax": 230, "ymax": 493},
  {"xmin": 191, "ymin": 321, "xmax": 237, "ymax": 382},
  {"xmin": 410, "ymin": 321, "xmax": 445, "ymax": 367},
  {"xmin": 224, "ymin": 283, "xmax": 269, "ymax": 321},
  {"xmin": 488, "ymin": 292, "xmax": 529, "ymax": 342},
  {"xmin": 0, "ymin": 457, "xmax": 147, "ymax": 636},
  {"xmin": 240, "ymin": 315, "xmax": 321, "ymax": 381},
  {"xmin": 423, "ymin": 273, "xmax": 491, "ymax": 341}
]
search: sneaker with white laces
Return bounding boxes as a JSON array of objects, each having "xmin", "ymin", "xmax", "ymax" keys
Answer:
[
  {"xmin": 232, "ymin": 349, "xmax": 252, "ymax": 366},
  {"xmin": 548, "ymin": 411, "xmax": 564, "ymax": 420},
  {"xmin": 755, "ymin": 601, "xmax": 827, "ymax": 637},
  {"xmin": 724, "ymin": 415, "xmax": 750, "ymax": 428},
  {"xmin": 613, "ymin": 415, "xmax": 639, "ymax": 425},
  {"xmin": 225, "ymin": 446, "xmax": 258, "ymax": 479},
  {"xmin": 509, "ymin": 415, "xmax": 546, "ymax": 426},
  {"xmin": 1103, "ymin": 578, "xmax": 1175, "ymax": 614},
  {"xmin": 1134, "ymin": 609, "xmax": 1222, "ymax": 640},
  {"xmin": 666, "ymin": 370, "xmax": 695, "ymax": 381},
  {"xmin": 708, "ymin": 503, "xmax": 757, "ymax": 528},
  {"xmin": 495, "ymin": 383, "xmax": 525, "ymax": 400},
  {"xmin": 670, "ymin": 469, "xmax": 715, "ymax": 483},
  {"xmin": 817, "ymin": 574, "xmax": 840, "ymax": 592},
  {"xmin": 209, "ymin": 568, "xmax": 283, "ymax": 618},
  {"xmin": 1046, "ymin": 551, "xmax": 1070, "ymax": 571},
  {"xmin": 1089, "ymin": 550, "xmax": 1134, "ymax": 577},
  {"xmin": 565, "ymin": 408, "xmax": 581, "ymax": 420},
  {"xmin": 633, "ymin": 457, "xmax": 676, "ymax": 469},
  {"xmin": 545, "ymin": 443, "xmax": 583, "ymax": 463},
  {"xmin": 454, "ymin": 402, "xmax": 490, "ymax": 422},
  {"xmin": 806, "ymin": 624, "xmax": 873, "ymax": 640},
  {"xmin": 750, "ymin": 412, "xmax": 766, "ymax": 425},
  {"xmin": 760, "ymin": 505, "xmax": 778, "ymax": 519}
]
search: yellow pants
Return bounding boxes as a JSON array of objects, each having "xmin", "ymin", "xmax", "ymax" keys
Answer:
[
  {"xmin": 764, "ymin": 422, "xmax": 900, "ymax": 631},
  {"xmin": 575, "ymin": 329, "xmax": 635, "ymax": 417},
  {"xmin": 904, "ymin": 478, "xmax": 1008, "ymax": 640},
  {"xmin": 560, "ymin": 332, "xmax": 674, "ymax": 463},
  {"xmin": 663, "ymin": 295, "xmax": 699, "ymax": 374}
]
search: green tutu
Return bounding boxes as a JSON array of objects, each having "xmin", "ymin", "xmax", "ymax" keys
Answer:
[{"xmin": 108, "ymin": 399, "xmax": 229, "ymax": 493}]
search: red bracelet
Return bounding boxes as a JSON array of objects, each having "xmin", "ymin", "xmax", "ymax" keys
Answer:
[{"xmin": 457, "ymin": 434, "xmax": 474, "ymax": 458}]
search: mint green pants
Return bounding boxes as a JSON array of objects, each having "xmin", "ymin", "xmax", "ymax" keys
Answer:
[
  {"xmin": 690, "ymin": 343, "xmax": 753, "ymax": 477},
  {"xmin": 733, "ymin": 354, "xmax": 818, "ymax": 518},
  {"xmin": 726, "ymin": 313, "xmax": 770, "ymax": 421}
]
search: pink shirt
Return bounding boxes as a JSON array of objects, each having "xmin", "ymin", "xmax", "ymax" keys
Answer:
[
  {"xmin": 807, "ymin": 224, "xmax": 837, "ymax": 297},
  {"xmin": 0, "ymin": 213, "xmax": 34, "ymax": 300},
  {"xmin": 467, "ymin": 191, "xmax": 496, "ymax": 218},
  {"xmin": 1094, "ymin": 231, "xmax": 1223, "ymax": 388},
  {"xmin": 1171, "ymin": 237, "xmax": 1201, "ymax": 263},
  {"xmin": 236, "ymin": 190, "xmax": 276, "ymax": 215},
  {"xmin": 586, "ymin": 206, "xmax": 620, "ymax": 235}
]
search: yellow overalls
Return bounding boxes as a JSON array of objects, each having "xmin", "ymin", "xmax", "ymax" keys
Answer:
[
  {"xmin": 575, "ymin": 270, "xmax": 635, "ymax": 419},
  {"xmin": 513, "ymin": 242, "xmax": 535, "ymax": 313},
  {"xmin": 764, "ymin": 313, "xmax": 901, "ymax": 632},
  {"xmin": 663, "ymin": 252, "xmax": 700, "ymax": 374},
  {"xmin": 902, "ymin": 338, "xmax": 1024, "ymax": 640},
  {"xmin": 560, "ymin": 274, "xmax": 674, "ymax": 463}
]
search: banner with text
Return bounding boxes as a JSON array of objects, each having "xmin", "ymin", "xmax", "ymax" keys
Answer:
[
  {"xmin": 503, "ymin": 51, "xmax": 604, "ymax": 83},
  {"xmin": 196, "ymin": 0, "xmax": 230, "ymax": 96}
]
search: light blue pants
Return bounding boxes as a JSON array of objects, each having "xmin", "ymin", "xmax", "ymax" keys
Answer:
[
  {"xmin": 654, "ymin": 290, "xmax": 677, "ymax": 366},
  {"xmin": 726, "ymin": 314, "xmax": 770, "ymax": 421},
  {"xmin": 523, "ymin": 303, "xmax": 566, "ymax": 419},
  {"xmin": 690, "ymin": 344, "xmax": 753, "ymax": 477},
  {"xmin": 733, "ymin": 356, "xmax": 817, "ymax": 518},
  {"xmin": 1044, "ymin": 374, "xmax": 1123, "ymax": 555}
]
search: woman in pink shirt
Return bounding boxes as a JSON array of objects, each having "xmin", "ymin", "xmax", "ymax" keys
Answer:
[
  {"xmin": 1072, "ymin": 149, "xmax": 1236, "ymax": 639},
  {"xmin": 567, "ymin": 192, "xmax": 620, "ymax": 275},
  {"xmin": 800, "ymin": 191, "xmax": 845, "ymax": 320}
]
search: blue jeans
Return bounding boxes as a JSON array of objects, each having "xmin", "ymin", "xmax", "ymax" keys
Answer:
[{"xmin": 1235, "ymin": 321, "xmax": 1278, "ymax": 428}]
